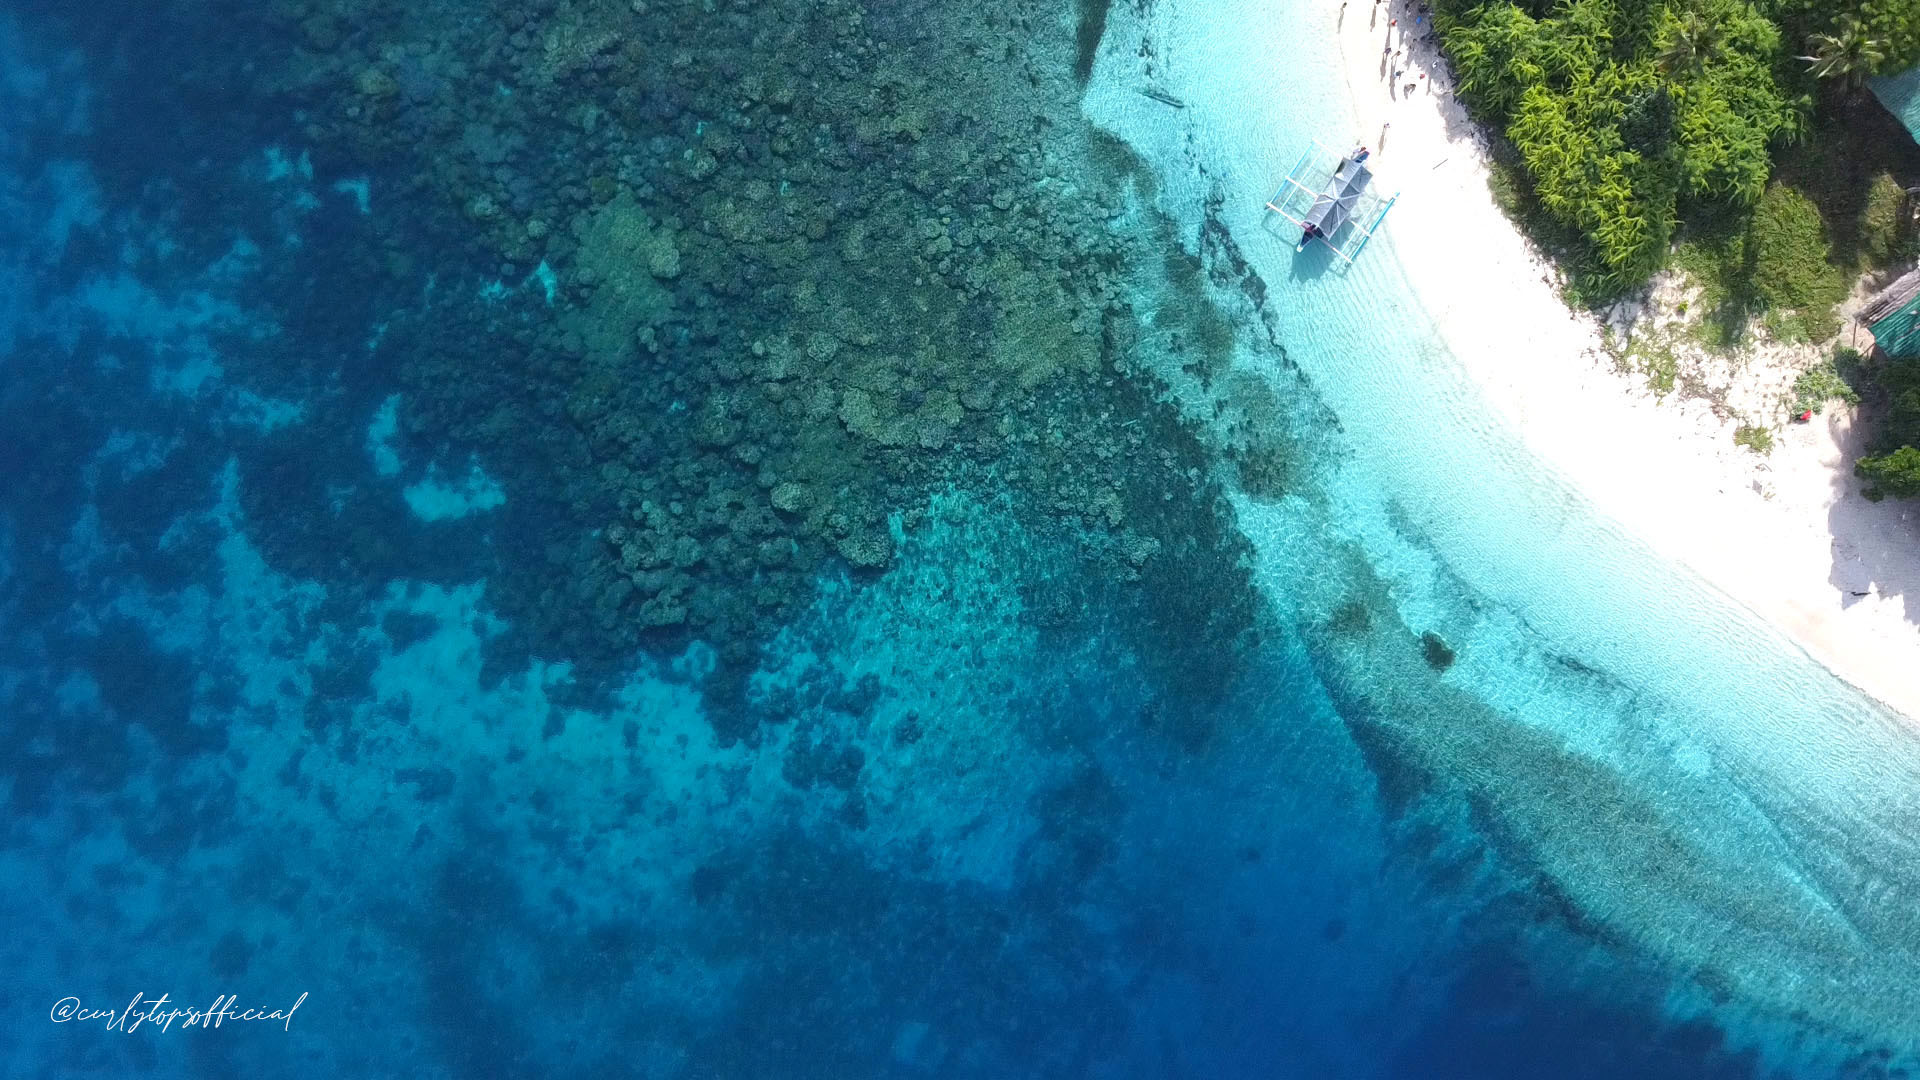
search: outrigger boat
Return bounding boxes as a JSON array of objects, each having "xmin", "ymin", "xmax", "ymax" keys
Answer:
[
  {"xmin": 1294, "ymin": 146, "xmax": 1370, "ymax": 252},
  {"xmin": 1265, "ymin": 141, "xmax": 1399, "ymax": 264}
]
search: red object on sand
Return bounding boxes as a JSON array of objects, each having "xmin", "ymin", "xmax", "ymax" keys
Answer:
[{"xmin": 1798, "ymin": 410, "xmax": 1813, "ymax": 422}]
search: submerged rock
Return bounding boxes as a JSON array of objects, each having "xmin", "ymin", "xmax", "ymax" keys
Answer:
[
  {"xmin": 835, "ymin": 529, "xmax": 893, "ymax": 569},
  {"xmin": 770, "ymin": 481, "xmax": 809, "ymax": 514},
  {"xmin": 354, "ymin": 67, "xmax": 398, "ymax": 100}
]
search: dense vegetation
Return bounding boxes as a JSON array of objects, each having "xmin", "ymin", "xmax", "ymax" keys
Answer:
[
  {"xmin": 1859, "ymin": 356, "xmax": 1920, "ymax": 498},
  {"xmin": 1435, "ymin": 0, "xmax": 1920, "ymax": 293},
  {"xmin": 1437, "ymin": 0, "xmax": 1920, "ymax": 493},
  {"xmin": 1672, "ymin": 182, "xmax": 1850, "ymax": 343}
]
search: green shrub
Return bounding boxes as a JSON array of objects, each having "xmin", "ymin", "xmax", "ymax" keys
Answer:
[
  {"xmin": 1486, "ymin": 156, "xmax": 1524, "ymax": 219},
  {"xmin": 1830, "ymin": 341, "xmax": 1872, "ymax": 396},
  {"xmin": 1629, "ymin": 337, "xmax": 1680, "ymax": 396},
  {"xmin": 1734, "ymin": 423, "xmax": 1775, "ymax": 454},
  {"xmin": 1748, "ymin": 185, "xmax": 1849, "ymax": 341},
  {"xmin": 1857, "ymin": 446, "xmax": 1920, "ymax": 499},
  {"xmin": 1673, "ymin": 224, "xmax": 1756, "ymax": 345},
  {"xmin": 1672, "ymin": 191, "xmax": 1845, "ymax": 346},
  {"xmin": 1853, "ymin": 345, "xmax": 1920, "ymax": 498},
  {"xmin": 1788, "ymin": 359, "xmax": 1861, "ymax": 416},
  {"xmin": 1860, "ymin": 172, "xmax": 1912, "ymax": 265}
]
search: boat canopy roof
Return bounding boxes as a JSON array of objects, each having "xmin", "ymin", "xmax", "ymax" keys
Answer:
[
  {"xmin": 1265, "ymin": 141, "xmax": 1398, "ymax": 264},
  {"xmin": 1302, "ymin": 158, "xmax": 1373, "ymax": 237}
]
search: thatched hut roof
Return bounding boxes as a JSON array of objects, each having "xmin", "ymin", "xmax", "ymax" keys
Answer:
[{"xmin": 1864, "ymin": 266, "xmax": 1920, "ymax": 359}]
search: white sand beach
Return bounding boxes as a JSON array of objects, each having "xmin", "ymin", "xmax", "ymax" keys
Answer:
[{"xmin": 1334, "ymin": 0, "xmax": 1920, "ymax": 720}]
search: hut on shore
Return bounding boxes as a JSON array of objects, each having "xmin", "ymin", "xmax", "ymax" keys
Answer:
[
  {"xmin": 1874, "ymin": 65, "xmax": 1920, "ymax": 146},
  {"xmin": 1863, "ymin": 266, "xmax": 1920, "ymax": 360}
]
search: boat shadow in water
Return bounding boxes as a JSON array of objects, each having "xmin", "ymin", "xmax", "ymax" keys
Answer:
[{"xmin": 1258, "ymin": 212, "xmax": 1338, "ymax": 283}]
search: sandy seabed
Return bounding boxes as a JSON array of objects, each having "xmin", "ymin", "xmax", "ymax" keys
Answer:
[{"xmin": 1334, "ymin": 0, "xmax": 1920, "ymax": 722}]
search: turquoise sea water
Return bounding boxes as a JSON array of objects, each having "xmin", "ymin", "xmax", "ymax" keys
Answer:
[
  {"xmin": 3, "ymin": 1, "xmax": 1920, "ymax": 1078},
  {"xmin": 1088, "ymin": 0, "xmax": 1920, "ymax": 1062}
]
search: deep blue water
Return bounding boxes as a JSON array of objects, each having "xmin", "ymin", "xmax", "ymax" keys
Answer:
[{"xmin": 1, "ymin": 2, "xmax": 1914, "ymax": 1078}]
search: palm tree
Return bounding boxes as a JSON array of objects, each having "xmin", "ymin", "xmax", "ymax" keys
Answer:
[
  {"xmin": 1800, "ymin": 15, "xmax": 1887, "ymax": 94},
  {"xmin": 1657, "ymin": 11, "xmax": 1721, "ymax": 78}
]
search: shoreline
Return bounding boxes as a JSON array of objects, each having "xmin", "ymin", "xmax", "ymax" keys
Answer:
[{"xmin": 1334, "ymin": 0, "xmax": 1920, "ymax": 721}]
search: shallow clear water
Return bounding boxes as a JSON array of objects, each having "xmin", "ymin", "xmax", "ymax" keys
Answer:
[
  {"xmin": 2, "ymin": 2, "xmax": 1917, "ymax": 1078},
  {"xmin": 1089, "ymin": 0, "xmax": 1920, "ymax": 1062}
]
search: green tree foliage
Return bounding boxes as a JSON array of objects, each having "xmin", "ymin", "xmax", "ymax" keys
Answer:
[
  {"xmin": 1776, "ymin": 0, "xmax": 1920, "ymax": 75},
  {"xmin": 1876, "ymin": 0, "xmax": 1920, "ymax": 70},
  {"xmin": 1799, "ymin": 14, "xmax": 1888, "ymax": 90},
  {"xmin": 1857, "ymin": 446, "xmax": 1920, "ymax": 499},
  {"xmin": 1439, "ymin": 0, "xmax": 1804, "ymax": 290},
  {"xmin": 1619, "ymin": 84, "xmax": 1676, "ymax": 156},
  {"xmin": 1509, "ymin": 80, "xmax": 1675, "ymax": 279},
  {"xmin": 1657, "ymin": 11, "xmax": 1720, "ymax": 76},
  {"xmin": 1445, "ymin": 4, "xmax": 1550, "ymax": 117},
  {"xmin": 1855, "ymin": 355, "xmax": 1920, "ymax": 499},
  {"xmin": 1674, "ymin": 9, "xmax": 1800, "ymax": 201}
]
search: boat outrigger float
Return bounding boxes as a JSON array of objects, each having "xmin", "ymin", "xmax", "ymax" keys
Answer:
[{"xmin": 1265, "ymin": 140, "xmax": 1399, "ymax": 264}]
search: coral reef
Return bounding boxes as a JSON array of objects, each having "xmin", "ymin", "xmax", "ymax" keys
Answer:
[{"xmin": 219, "ymin": 0, "xmax": 1266, "ymax": 721}]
